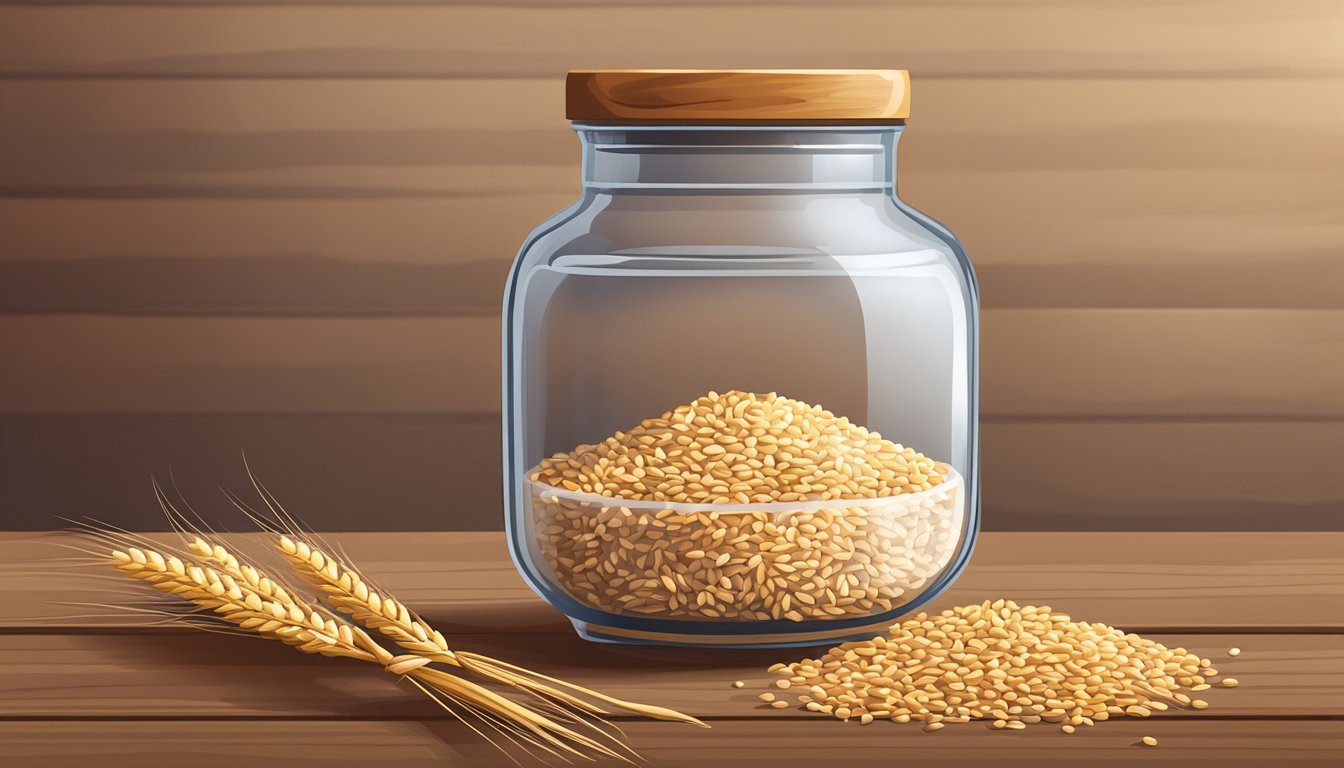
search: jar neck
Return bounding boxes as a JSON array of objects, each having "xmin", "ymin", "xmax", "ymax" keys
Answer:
[{"xmin": 575, "ymin": 124, "xmax": 901, "ymax": 192}]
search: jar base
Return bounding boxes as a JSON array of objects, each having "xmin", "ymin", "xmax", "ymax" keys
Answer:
[{"xmin": 570, "ymin": 618, "xmax": 899, "ymax": 649}]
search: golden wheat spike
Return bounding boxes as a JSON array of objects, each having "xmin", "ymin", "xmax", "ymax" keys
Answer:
[
  {"xmin": 108, "ymin": 540, "xmax": 644, "ymax": 764},
  {"xmin": 276, "ymin": 534, "xmax": 705, "ymax": 729}
]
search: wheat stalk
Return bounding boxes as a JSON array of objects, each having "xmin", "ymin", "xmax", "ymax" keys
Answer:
[
  {"xmin": 107, "ymin": 541, "xmax": 638, "ymax": 764},
  {"xmin": 277, "ymin": 534, "xmax": 707, "ymax": 729}
]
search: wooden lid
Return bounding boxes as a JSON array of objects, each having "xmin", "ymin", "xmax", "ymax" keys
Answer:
[{"xmin": 566, "ymin": 69, "xmax": 910, "ymax": 123}]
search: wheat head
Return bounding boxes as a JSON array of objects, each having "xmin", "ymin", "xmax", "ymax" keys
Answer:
[
  {"xmin": 277, "ymin": 534, "xmax": 706, "ymax": 728},
  {"xmin": 111, "ymin": 541, "xmax": 634, "ymax": 763},
  {"xmin": 277, "ymin": 534, "xmax": 458, "ymax": 664},
  {"xmin": 111, "ymin": 546, "xmax": 383, "ymax": 664}
]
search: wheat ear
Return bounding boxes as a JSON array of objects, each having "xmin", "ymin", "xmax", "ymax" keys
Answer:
[
  {"xmin": 276, "ymin": 535, "xmax": 459, "ymax": 663},
  {"xmin": 111, "ymin": 543, "xmax": 633, "ymax": 763},
  {"xmin": 112, "ymin": 546, "xmax": 391, "ymax": 664},
  {"xmin": 277, "ymin": 534, "xmax": 706, "ymax": 728}
]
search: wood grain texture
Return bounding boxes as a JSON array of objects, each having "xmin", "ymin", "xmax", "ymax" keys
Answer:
[
  {"xmin": 2, "ymin": 80, "xmax": 1338, "ymax": 318},
  {"xmin": 0, "ymin": 631, "xmax": 1334, "ymax": 718},
  {"xmin": 2, "ymin": 311, "xmax": 1340, "ymax": 417},
  {"xmin": 0, "ymin": 415, "xmax": 507, "ymax": 532},
  {"xmin": 0, "ymin": 316, "xmax": 500, "ymax": 414},
  {"xmin": 0, "ymin": 197, "xmax": 553, "ymax": 267},
  {"xmin": 1, "ymin": 416, "xmax": 1341, "ymax": 531},
  {"xmin": 0, "ymin": 721, "xmax": 1339, "ymax": 768},
  {"xmin": 981, "ymin": 421, "xmax": 1344, "ymax": 529},
  {"xmin": 4, "ymin": 531, "xmax": 1340, "ymax": 629},
  {"xmin": 4, "ymin": 197, "xmax": 1342, "ymax": 312},
  {"xmin": 2, "ymin": 1, "xmax": 1342, "ymax": 79},
  {"xmin": 2, "ymin": 79, "xmax": 1340, "ymax": 195}
]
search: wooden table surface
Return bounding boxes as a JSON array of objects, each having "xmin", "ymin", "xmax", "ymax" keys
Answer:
[{"xmin": 1, "ymin": 531, "xmax": 1340, "ymax": 766}]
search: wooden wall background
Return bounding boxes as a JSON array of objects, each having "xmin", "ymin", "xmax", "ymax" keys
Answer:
[{"xmin": 1, "ymin": 0, "xmax": 1341, "ymax": 531}]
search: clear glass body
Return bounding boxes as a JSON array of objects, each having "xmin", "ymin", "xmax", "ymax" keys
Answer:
[{"xmin": 503, "ymin": 124, "xmax": 979, "ymax": 647}]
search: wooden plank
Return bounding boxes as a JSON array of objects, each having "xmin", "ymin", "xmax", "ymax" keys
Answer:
[
  {"xmin": 2, "ymin": 1, "xmax": 1342, "ymax": 79},
  {"xmin": 5, "ymin": 197, "xmax": 1342, "ymax": 312},
  {"xmin": 2, "ymin": 312, "xmax": 1341, "ymax": 418},
  {"xmin": 619, "ymin": 721, "xmax": 1344, "ymax": 767},
  {"xmin": 4, "ymin": 531, "xmax": 1340, "ymax": 629},
  {"xmin": 0, "ymin": 196, "xmax": 556, "ymax": 267},
  {"xmin": 982, "ymin": 421, "xmax": 1344, "ymax": 529},
  {"xmin": 1, "ymin": 79, "xmax": 1340, "ymax": 196},
  {"xmin": 981, "ymin": 310, "xmax": 1344, "ymax": 418},
  {"xmin": 0, "ymin": 631, "xmax": 1333, "ymax": 719},
  {"xmin": 0, "ymin": 415, "xmax": 508, "ymax": 533},
  {"xmin": 0, "ymin": 720, "xmax": 1339, "ymax": 768},
  {"xmin": 6, "ymin": 195, "xmax": 1341, "ymax": 271},
  {"xmin": 0, "ymin": 256, "xmax": 515, "ymax": 316},
  {"xmin": 0, "ymin": 316, "xmax": 501, "ymax": 414},
  {"xmin": 1, "ymin": 417, "xmax": 1341, "ymax": 532}
]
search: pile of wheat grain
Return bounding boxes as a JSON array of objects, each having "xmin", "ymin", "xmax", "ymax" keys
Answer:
[
  {"xmin": 762, "ymin": 599, "xmax": 1226, "ymax": 733},
  {"xmin": 529, "ymin": 390, "xmax": 962, "ymax": 621},
  {"xmin": 532, "ymin": 390, "xmax": 948, "ymax": 504}
]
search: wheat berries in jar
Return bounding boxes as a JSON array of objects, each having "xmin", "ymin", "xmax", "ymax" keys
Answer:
[{"xmin": 503, "ymin": 70, "xmax": 979, "ymax": 647}]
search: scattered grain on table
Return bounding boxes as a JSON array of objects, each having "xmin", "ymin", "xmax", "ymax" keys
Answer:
[{"xmin": 758, "ymin": 599, "xmax": 1233, "ymax": 732}]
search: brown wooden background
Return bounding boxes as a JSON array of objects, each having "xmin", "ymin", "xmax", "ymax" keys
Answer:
[{"xmin": 1, "ymin": 0, "xmax": 1341, "ymax": 531}]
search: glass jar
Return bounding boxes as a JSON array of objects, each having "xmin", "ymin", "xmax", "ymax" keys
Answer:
[{"xmin": 503, "ymin": 70, "xmax": 979, "ymax": 647}]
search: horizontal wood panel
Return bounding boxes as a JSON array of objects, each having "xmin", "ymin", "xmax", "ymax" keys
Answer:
[
  {"xmin": 0, "ymin": 631, "xmax": 1331, "ymax": 718},
  {"xmin": 2, "ymin": 79, "xmax": 1340, "ymax": 196},
  {"xmin": 2, "ymin": 311, "xmax": 1341, "ymax": 417},
  {"xmin": 983, "ymin": 311, "xmax": 1344, "ymax": 418},
  {"xmin": 6, "ymin": 197, "xmax": 1341, "ymax": 270},
  {"xmin": 2, "ymin": 1, "xmax": 1342, "ymax": 79},
  {"xmin": 9, "ymin": 255, "xmax": 1343, "ymax": 314},
  {"xmin": 4, "ymin": 197, "xmax": 1341, "ymax": 312},
  {"xmin": 4, "ymin": 530, "xmax": 1342, "ymax": 629},
  {"xmin": 1, "ymin": 417, "xmax": 1341, "ymax": 532},
  {"xmin": 1, "ymin": 721, "xmax": 1339, "ymax": 768},
  {"xmin": 0, "ymin": 316, "xmax": 501, "ymax": 414},
  {"xmin": 0, "ymin": 197, "xmax": 549, "ymax": 266},
  {"xmin": 982, "ymin": 421, "xmax": 1344, "ymax": 527}
]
